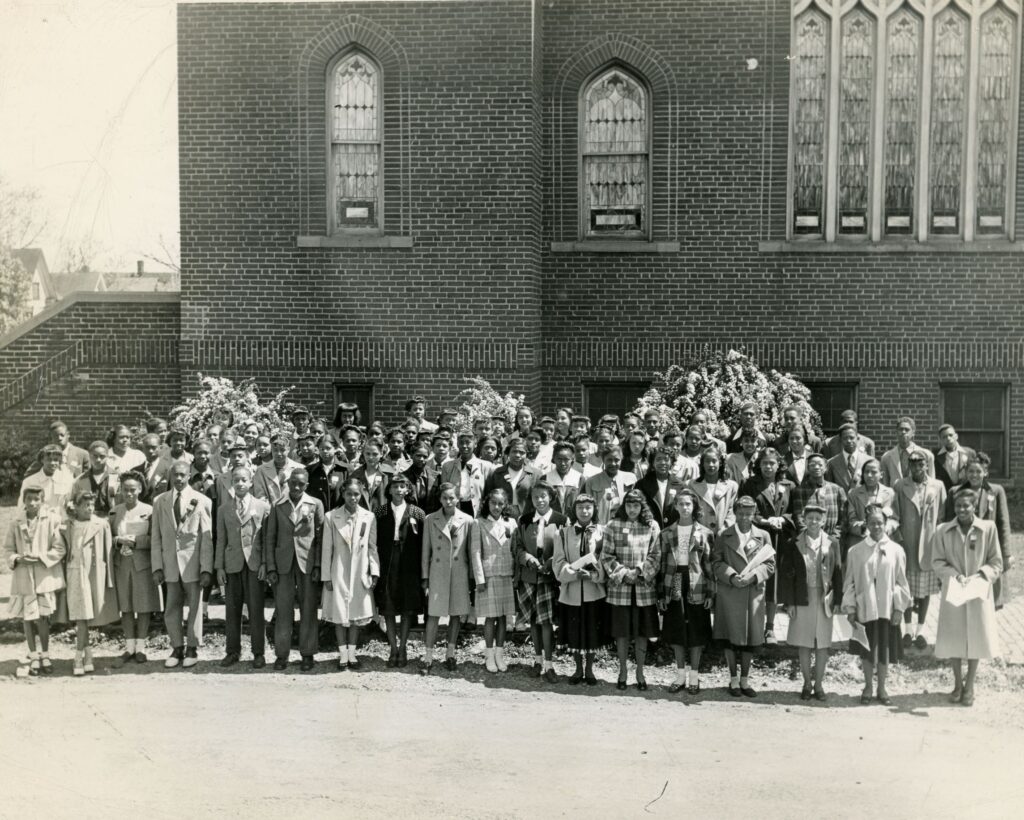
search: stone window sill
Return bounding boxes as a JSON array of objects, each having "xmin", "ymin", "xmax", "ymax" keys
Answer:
[
  {"xmin": 758, "ymin": 239, "xmax": 1024, "ymax": 254},
  {"xmin": 297, "ymin": 235, "xmax": 414, "ymax": 249},
  {"xmin": 550, "ymin": 240, "xmax": 680, "ymax": 253}
]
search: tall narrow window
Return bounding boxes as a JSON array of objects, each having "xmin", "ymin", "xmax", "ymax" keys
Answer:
[
  {"xmin": 976, "ymin": 7, "xmax": 1016, "ymax": 236},
  {"xmin": 792, "ymin": 10, "xmax": 830, "ymax": 234},
  {"xmin": 839, "ymin": 10, "xmax": 874, "ymax": 235},
  {"xmin": 929, "ymin": 8, "xmax": 969, "ymax": 236},
  {"xmin": 330, "ymin": 53, "xmax": 380, "ymax": 231},
  {"xmin": 581, "ymin": 68, "xmax": 649, "ymax": 236},
  {"xmin": 884, "ymin": 10, "xmax": 921, "ymax": 235}
]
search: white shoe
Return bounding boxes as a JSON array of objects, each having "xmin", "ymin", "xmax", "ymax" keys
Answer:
[
  {"xmin": 485, "ymin": 647, "xmax": 498, "ymax": 673},
  {"xmin": 182, "ymin": 652, "xmax": 199, "ymax": 669},
  {"xmin": 73, "ymin": 652, "xmax": 85, "ymax": 677},
  {"xmin": 495, "ymin": 647, "xmax": 508, "ymax": 672},
  {"xmin": 164, "ymin": 651, "xmax": 181, "ymax": 669},
  {"xmin": 83, "ymin": 648, "xmax": 95, "ymax": 674}
]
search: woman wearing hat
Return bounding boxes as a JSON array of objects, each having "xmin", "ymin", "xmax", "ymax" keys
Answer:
[
  {"xmin": 552, "ymin": 493, "xmax": 606, "ymax": 685},
  {"xmin": 658, "ymin": 488, "xmax": 715, "ymax": 694},
  {"xmin": 601, "ymin": 489, "xmax": 661, "ymax": 690},
  {"xmin": 777, "ymin": 503, "xmax": 843, "ymax": 701},
  {"xmin": 712, "ymin": 495, "xmax": 775, "ymax": 697}
]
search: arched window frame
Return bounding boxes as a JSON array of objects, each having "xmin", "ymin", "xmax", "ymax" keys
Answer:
[
  {"xmin": 326, "ymin": 48, "xmax": 383, "ymax": 235},
  {"xmin": 578, "ymin": 64, "xmax": 652, "ymax": 240},
  {"xmin": 787, "ymin": 0, "xmax": 1022, "ymax": 244}
]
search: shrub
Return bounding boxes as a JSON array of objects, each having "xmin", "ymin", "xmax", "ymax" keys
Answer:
[
  {"xmin": 0, "ymin": 422, "xmax": 36, "ymax": 502},
  {"xmin": 633, "ymin": 346, "xmax": 822, "ymax": 441},
  {"xmin": 450, "ymin": 377, "xmax": 525, "ymax": 435},
  {"xmin": 163, "ymin": 375, "xmax": 295, "ymax": 443}
]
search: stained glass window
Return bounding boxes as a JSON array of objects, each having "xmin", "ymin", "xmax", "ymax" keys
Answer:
[
  {"xmin": 331, "ymin": 53, "xmax": 380, "ymax": 230},
  {"xmin": 582, "ymin": 68, "xmax": 648, "ymax": 235},
  {"xmin": 792, "ymin": 10, "xmax": 830, "ymax": 234},
  {"xmin": 976, "ymin": 7, "xmax": 1016, "ymax": 236},
  {"xmin": 929, "ymin": 8, "xmax": 968, "ymax": 235},
  {"xmin": 884, "ymin": 10, "xmax": 920, "ymax": 235},
  {"xmin": 839, "ymin": 11, "xmax": 874, "ymax": 235}
]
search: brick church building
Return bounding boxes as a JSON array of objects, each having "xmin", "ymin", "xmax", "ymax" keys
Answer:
[{"xmin": 1, "ymin": 0, "xmax": 1022, "ymax": 479}]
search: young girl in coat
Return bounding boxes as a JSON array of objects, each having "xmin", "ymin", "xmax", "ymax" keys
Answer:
[
  {"xmin": 4, "ymin": 487, "xmax": 65, "ymax": 677},
  {"xmin": 322, "ymin": 478, "xmax": 379, "ymax": 670},
  {"xmin": 552, "ymin": 493, "xmax": 606, "ymax": 685},
  {"xmin": 470, "ymin": 488, "xmax": 518, "ymax": 673},
  {"xmin": 778, "ymin": 504, "xmax": 843, "ymax": 702},
  {"xmin": 62, "ymin": 490, "xmax": 118, "ymax": 676},
  {"xmin": 842, "ymin": 504, "xmax": 911, "ymax": 705}
]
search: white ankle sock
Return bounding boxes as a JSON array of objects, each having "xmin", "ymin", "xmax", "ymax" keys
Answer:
[
  {"xmin": 730, "ymin": 675, "xmax": 740, "ymax": 687},
  {"xmin": 673, "ymin": 668, "xmax": 687, "ymax": 684},
  {"xmin": 338, "ymin": 646, "xmax": 348, "ymax": 663},
  {"xmin": 907, "ymin": 621, "xmax": 918, "ymax": 639},
  {"xmin": 347, "ymin": 644, "xmax": 357, "ymax": 659},
  {"xmin": 533, "ymin": 654, "xmax": 542, "ymax": 666},
  {"xmin": 424, "ymin": 646, "xmax": 434, "ymax": 663},
  {"xmin": 740, "ymin": 676, "xmax": 749, "ymax": 687},
  {"xmin": 126, "ymin": 638, "xmax": 136, "ymax": 654},
  {"xmin": 542, "ymin": 659, "xmax": 552, "ymax": 672}
]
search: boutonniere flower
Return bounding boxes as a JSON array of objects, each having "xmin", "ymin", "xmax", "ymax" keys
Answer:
[
  {"xmin": 968, "ymin": 531, "xmax": 979, "ymax": 549},
  {"xmin": 410, "ymin": 517, "xmax": 418, "ymax": 535},
  {"xmin": 330, "ymin": 474, "xmax": 340, "ymax": 487},
  {"xmin": 187, "ymin": 499, "xmax": 199, "ymax": 515}
]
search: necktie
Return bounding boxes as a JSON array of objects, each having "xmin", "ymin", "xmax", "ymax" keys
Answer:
[
  {"xmin": 848, "ymin": 455, "xmax": 856, "ymax": 482},
  {"xmin": 174, "ymin": 492, "xmax": 184, "ymax": 525},
  {"xmin": 899, "ymin": 449, "xmax": 910, "ymax": 477},
  {"xmin": 236, "ymin": 497, "xmax": 246, "ymax": 519}
]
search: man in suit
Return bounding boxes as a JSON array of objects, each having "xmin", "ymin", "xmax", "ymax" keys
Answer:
[
  {"xmin": 571, "ymin": 433, "xmax": 602, "ymax": 479},
  {"xmin": 824, "ymin": 423, "xmax": 872, "ymax": 493},
  {"xmin": 151, "ymin": 460, "xmax": 214, "ymax": 669},
  {"xmin": 787, "ymin": 453, "xmax": 847, "ymax": 540},
  {"xmin": 484, "ymin": 439, "xmax": 544, "ymax": 520},
  {"xmin": 545, "ymin": 441, "xmax": 583, "ymax": 519},
  {"xmin": 215, "ymin": 465, "xmax": 271, "ymax": 668},
  {"xmin": 253, "ymin": 433, "xmax": 302, "ymax": 504},
  {"xmin": 47, "ymin": 420, "xmax": 90, "ymax": 477},
  {"xmin": 581, "ymin": 447, "xmax": 637, "ymax": 525},
  {"xmin": 635, "ymin": 447, "xmax": 687, "ymax": 530},
  {"xmin": 512, "ymin": 483, "xmax": 567, "ymax": 683},
  {"xmin": 771, "ymin": 403, "xmax": 822, "ymax": 454},
  {"xmin": 139, "ymin": 434, "xmax": 173, "ymax": 504},
  {"xmin": 822, "ymin": 410, "xmax": 875, "ymax": 459},
  {"xmin": 265, "ymin": 468, "xmax": 325, "ymax": 671},
  {"xmin": 72, "ymin": 441, "xmax": 118, "ymax": 517},
  {"xmin": 19, "ymin": 444, "xmax": 75, "ymax": 516},
  {"xmin": 879, "ymin": 416, "xmax": 935, "ymax": 487},
  {"xmin": 725, "ymin": 401, "xmax": 768, "ymax": 454},
  {"xmin": 933, "ymin": 424, "xmax": 976, "ymax": 489},
  {"xmin": 403, "ymin": 441, "xmax": 440, "ymax": 514},
  {"xmin": 306, "ymin": 434, "xmax": 347, "ymax": 512},
  {"xmin": 440, "ymin": 432, "xmax": 495, "ymax": 516},
  {"xmin": 690, "ymin": 410, "xmax": 727, "ymax": 455}
]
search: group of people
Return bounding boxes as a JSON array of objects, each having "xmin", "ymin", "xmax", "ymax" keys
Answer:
[{"xmin": 6, "ymin": 398, "xmax": 1012, "ymax": 706}]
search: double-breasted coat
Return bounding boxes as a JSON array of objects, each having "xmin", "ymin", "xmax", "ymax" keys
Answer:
[
  {"xmin": 931, "ymin": 518, "xmax": 1002, "ymax": 659},
  {"xmin": 305, "ymin": 461, "xmax": 348, "ymax": 513},
  {"xmin": 4, "ymin": 509, "xmax": 65, "ymax": 619},
  {"xmin": 484, "ymin": 463, "xmax": 545, "ymax": 520},
  {"xmin": 321, "ymin": 505, "xmax": 379, "ymax": 625},
  {"xmin": 151, "ymin": 487, "xmax": 214, "ymax": 583},
  {"xmin": 711, "ymin": 524, "xmax": 774, "ymax": 647},
  {"xmin": 891, "ymin": 477, "xmax": 946, "ymax": 595},
  {"xmin": 845, "ymin": 484, "xmax": 897, "ymax": 554},
  {"xmin": 421, "ymin": 509, "xmax": 474, "ymax": 617},
  {"xmin": 350, "ymin": 464, "xmax": 396, "ymax": 511},
  {"xmin": 686, "ymin": 478, "xmax": 739, "ymax": 534},
  {"xmin": 471, "ymin": 515, "xmax": 518, "ymax": 585},
  {"xmin": 776, "ymin": 531, "xmax": 843, "ymax": 611},
  {"xmin": 375, "ymin": 503, "xmax": 426, "ymax": 614},
  {"xmin": 62, "ymin": 515, "xmax": 119, "ymax": 625},
  {"xmin": 635, "ymin": 472, "xmax": 688, "ymax": 530},
  {"xmin": 214, "ymin": 494, "xmax": 270, "ymax": 574},
  {"xmin": 442, "ymin": 457, "xmax": 495, "ymax": 516},
  {"xmin": 264, "ymin": 493, "xmax": 324, "ymax": 577}
]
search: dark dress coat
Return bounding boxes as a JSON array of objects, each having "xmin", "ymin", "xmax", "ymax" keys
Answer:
[
  {"xmin": 305, "ymin": 461, "xmax": 348, "ymax": 513},
  {"xmin": 374, "ymin": 503, "xmax": 426, "ymax": 615}
]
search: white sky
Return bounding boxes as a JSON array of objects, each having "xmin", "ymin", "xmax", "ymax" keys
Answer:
[{"xmin": 0, "ymin": 0, "xmax": 180, "ymax": 271}]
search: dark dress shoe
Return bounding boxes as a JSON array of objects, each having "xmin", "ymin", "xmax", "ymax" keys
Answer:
[
  {"xmin": 543, "ymin": 668, "xmax": 559, "ymax": 684},
  {"xmin": 134, "ymin": 651, "xmax": 148, "ymax": 664},
  {"xmin": 914, "ymin": 635, "xmax": 927, "ymax": 650},
  {"xmin": 688, "ymin": 683, "xmax": 701, "ymax": 696},
  {"xmin": 568, "ymin": 670, "xmax": 584, "ymax": 685},
  {"xmin": 386, "ymin": 650, "xmax": 398, "ymax": 668},
  {"xmin": 444, "ymin": 657, "xmax": 457, "ymax": 672},
  {"xmin": 220, "ymin": 653, "xmax": 240, "ymax": 668},
  {"xmin": 397, "ymin": 648, "xmax": 408, "ymax": 668},
  {"xmin": 300, "ymin": 656, "xmax": 315, "ymax": 672},
  {"xmin": 120, "ymin": 650, "xmax": 134, "ymax": 663},
  {"xmin": 251, "ymin": 655, "xmax": 266, "ymax": 670},
  {"xmin": 419, "ymin": 661, "xmax": 433, "ymax": 676},
  {"xmin": 528, "ymin": 663, "xmax": 542, "ymax": 678},
  {"xmin": 949, "ymin": 687, "xmax": 964, "ymax": 704},
  {"xmin": 960, "ymin": 689, "xmax": 975, "ymax": 707},
  {"xmin": 585, "ymin": 673, "xmax": 598, "ymax": 686},
  {"xmin": 616, "ymin": 678, "xmax": 628, "ymax": 691},
  {"xmin": 636, "ymin": 679, "xmax": 649, "ymax": 692},
  {"xmin": 876, "ymin": 692, "xmax": 892, "ymax": 706},
  {"xmin": 741, "ymin": 686, "xmax": 757, "ymax": 698},
  {"xmin": 901, "ymin": 633, "xmax": 913, "ymax": 649},
  {"xmin": 729, "ymin": 685, "xmax": 742, "ymax": 697},
  {"xmin": 859, "ymin": 690, "xmax": 873, "ymax": 705},
  {"xmin": 800, "ymin": 685, "xmax": 813, "ymax": 701},
  {"xmin": 668, "ymin": 681, "xmax": 687, "ymax": 694},
  {"xmin": 273, "ymin": 657, "xmax": 288, "ymax": 671},
  {"xmin": 813, "ymin": 688, "xmax": 828, "ymax": 702},
  {"xmin": 348, "ymin": 657, "xmax": 362, "ymax": 671}
]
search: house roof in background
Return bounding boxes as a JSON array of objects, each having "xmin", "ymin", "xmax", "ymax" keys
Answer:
[
  {"xmin": 52, "ymin": 270, "xmax": 107, "ymax": 299},
  {"xmin": 12, "ymin": 247, "xmax": 57, "ymax": 300}
]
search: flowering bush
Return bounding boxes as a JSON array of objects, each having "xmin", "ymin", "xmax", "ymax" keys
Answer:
[
  {"xmin": 633, "ymin": 346, "xmax": 822, "ymax": 441},
  {"xmin": 0, "ymin": 422, "xmax": 36, "ymax": 501},
  {"xmin": 450, "ymin": 377, "xmax": 525, "ymax": 435},
  {"xmin": 159, "ymin": 375, "xmax": 295, "ymax": 443}
]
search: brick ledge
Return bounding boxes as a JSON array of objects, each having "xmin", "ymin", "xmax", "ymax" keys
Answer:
[
  {"xmin": 550, "ymin": 240, "xmax": 680, "ymax": 253},
  {"xmin": 759, "ymin": 239, "xmax": 1024, "ymax": 254},
  {"xmin": 297, "ymin": 235, "xmax": 414, "ymax": 249}
]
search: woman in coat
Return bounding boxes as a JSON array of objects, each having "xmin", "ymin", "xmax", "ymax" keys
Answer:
[
  {"xmin": 321, "ymin": 478, "xmax": 379, "ymax": 670},
  {"xmin": 845, "ymin": 459, "xmax": 898, "ymax": 558},
  {"xmin": 349, "ymin": 440, "xmax": 396, "ymax": 512},
  {"xmin": 686, "ymin": 445, "xmax": 738, "ymax": 534},
  {"xmin": 109, "ymin": 470, "xmax": 161, "ymax": 664},
  {"xmin": 740, "ymin": 447, "xmax": 793, "ymax": 645},
  {"xmin": 932, "ymin": 489, "xmax": 1003, "ymax": 706},
  {"xmin": 842, "ymin": 504, "xmax": 912, "ymax": 706},
  {"xmin": 601, "ymin": 489, "xmax": 661, "ymax": 691},
  {"xmin": 777, "ymin": 504, "xmax": 843, "ymax": 702},
  {"xmin": 420, "ymin": 482, "xmax": 475, "ymax": 674},
  {"xmin": 552, "ymin": 493, "xmax": 606, "ymax": 685},
  {"xmin": 943, "ymin": 454, "xmax": 1013, "ymax": 609},
  {"xmin": 374, "ymin": 473, "xmax": 425, "ymax": 668},
  {"xmin": 658, "ymin": 489, "xmax": 715, "ymax": 695},
  {"xmin": 470, "ymin": 488, "xmax": 518, "ymax": 674},
  {"xmin": 712, "ymin": 496, "xmax": 774, "ymax": 697}
]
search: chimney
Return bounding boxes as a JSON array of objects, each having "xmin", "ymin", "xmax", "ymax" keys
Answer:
[{"xmin": 136, "ymin": 260, "xmax": 144, "ymax": 276}]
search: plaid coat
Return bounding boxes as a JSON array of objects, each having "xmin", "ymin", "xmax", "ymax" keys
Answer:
[
  {"xmin": 658, "ymin": 522, "xmax": 715, "ymax": 605},
  {"xmin": 788, "ymin": 477, "xmax": 847, "ymax": 539},
  {"xmin": 601, "ymin": 519, "xmax": 661, "ymax": 607}
]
